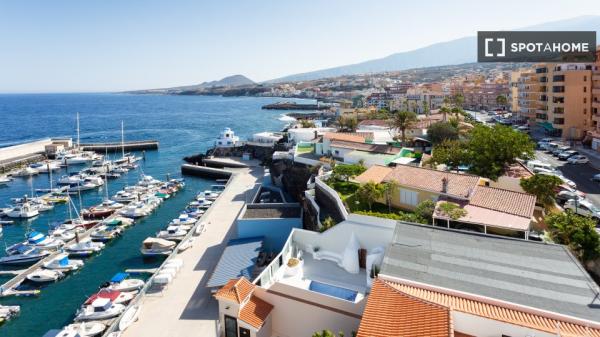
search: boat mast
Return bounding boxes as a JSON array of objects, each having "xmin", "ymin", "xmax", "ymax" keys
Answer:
[
  {"xmin": 76, "ymin": 112, "xmax": 81, "ymax": 150},
  {"xmin": 121, "ymin": 120, "xmax": 125, "ymax": 159}
]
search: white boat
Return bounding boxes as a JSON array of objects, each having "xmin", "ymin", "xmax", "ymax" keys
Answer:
[
  {"xmin": 36, "ymin": 161, "xmax": 62, "ymax": 172},
  {"xmin": 112, "ymin": 191, "xmax": 138, "ymax": 203},
  {"xmin": 0, "ymin": 246, "xmax": 50, "ymax": 265},
  {"xmin": 49, "ymin": 227, "xmax": 77, "ymax": 241},
  {"xmin": 90, "ymin": 225, "xmax": 122, "ymax": 242},
  {"xmin": 25, "ymin": 231, "xmax": 64, "ymax": 250},
  {"xmin": 56, "ymin": 322, "xmax": 106, "ymax": 337},
  {"xmin": 103, "ymin": 272, "xmax": 145, "ymax": 292},
  {"xmin": 85, "ymin": 288, "xmax": 135, "ymax": 306},
  {"xmin": 118, "ymin": 203, "xmax": 149, "ymax": 218},
  {"xmin": 100, "ymin": 199, "xmax": 124, "ymax": 210},
  {"xmin": 43, "ymin": 253, "xmax": 84, "ymax": 272},
  {"xmin": 58, "ymin": 173, "xmax": 86, "ymax": 185},
  {"xmin": 140, "ymin": 238, "xmax": 176, "ymax": 256},
  {"xmin": 5, "ymin": 202, "xmax": 39, "ymax": 218},
  {"xmin": 0, "ymin": 305, "xmax": 20, "ymax": 323},
  {"xmin": 66, "ymin": 238, "xmax": 105, "ymax": 257},
  {"xmin": 26, "ymin": 269, "xmax": 64, "ymax": 283},
  {"xmin": 138, "ymin": 175, "xmax": 161, "ymax": 187},
  {"xmin": 118, "ymin": 304, "xmax": 141, "ymax": 332},
  {"xmin": 12, "ymin": 167, "xmax": 39, "ymax": 177},
  {"xmin": 0, "ymin": 175, "xmax": 12, "ymax": 184},
  {"xmin": 75, "ymin": 298, "xmax": 125, "ymax": 322},
  {"xmin": 157, "ymin": 226, "xmax": 188, "ymax": 241}
]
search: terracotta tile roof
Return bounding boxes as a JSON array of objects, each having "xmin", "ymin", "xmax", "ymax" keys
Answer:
[
  {"xmin": 354, "ymin": 165, "xmax": 393, "ymax": 184},
  {"xmin": 384, "ymin": 279, "xmax": 600, "ymax": 337},
  {"xmin": 434, "ymin": 199, "xmax": 532, "ymax": 231},
  {"xmin": 330, "ymin": 140, "xmax": 401, "ymax": 155},
  {"xmin": 357, "ymin": 279, "xmax": 452, "ymax": 337},
  {"xmin": 239, "ymin": 295, "xmax": 274, "ymax": 330},
  {"xmin": 383, "ymin": 165, "xmax": 481, "ymax": 199},
  {"xmin": 213, "ymin": 277, "xmax": 255, "ymax": 304},
  {"xmin": 324, "ymin": 132, "xmax": 374, "ymax": 143},
  {"xmin": 358, "ymin": 119, "xmax": 389, "ymax": 127},
  {"xmin": 469, "ymin": 186, "xmax": 536, "ymax": 218}
]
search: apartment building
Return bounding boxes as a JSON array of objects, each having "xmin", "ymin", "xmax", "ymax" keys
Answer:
[
  {"xmin": 519, "ymin": 63, "xmax": 594, "ymax": 140},
  {"xmin": 588, "ymin": 48, "xmax": 600, "ymax": 150}
]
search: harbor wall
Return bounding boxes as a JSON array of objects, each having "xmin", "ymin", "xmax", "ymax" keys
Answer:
[
  {"xmin": 180, "ymin": 164, "xmax": 232, "ymax": 179},
  {"xmin": 80, "ymin": 140, "xmax": 159, "ymax": 152},
  {"xmin": 0, "ymin": 138, "xmax": 58, "ymax": 173}
]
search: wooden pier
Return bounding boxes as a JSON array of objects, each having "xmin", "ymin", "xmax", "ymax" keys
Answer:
[{"xmin": 80, "ymin": 140, "xmax": 159, "ymax": 153}]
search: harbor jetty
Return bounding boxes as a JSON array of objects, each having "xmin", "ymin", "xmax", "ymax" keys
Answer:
[
  {"xmin": 0, "ymin": 138, "xmax": 71, "ymax": 173},
  {"xmin": 261, "ymin": 101, "xmax": 328, "ymax": 110},
  {"xmin": 80, "ymin": 140, "xmax": 159, "ymax": 153}
]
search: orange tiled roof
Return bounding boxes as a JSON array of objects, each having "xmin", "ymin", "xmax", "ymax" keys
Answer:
[
  {"xmin": 214, "ymin": 277, "xmax": 255, "ymax": 304},
  {"xmin": 324, "ymin": 132, "xmax": 373, "ymax": 143},
  {"xmin": 369, "ymin": 164, "xmax": 481, "ymax": 199},
  {"xmin": 357, "ymin": 279, "xmax": 452, "ymax": 337},
  {"xmin": 354, "ymin": 165, "xmax": 393, "ymax": 184},
  {"xmin": 384, "ymin": 279, "xmax": 600, "ymax": 337},
  {"xmin": 239, "ymin": 295, "xmax": 274, "ymax": 329},
  {"xmin": 469, "ymin": 186, "xmax": 536, "ymax": 218}
]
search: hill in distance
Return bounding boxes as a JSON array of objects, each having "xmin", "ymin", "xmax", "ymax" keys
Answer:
[
  {"xmin": 128, "ymin": 74, "xmax": 255, "ymax": 94},
  {"xmin": 268, "ymin": 15, "xmax": 600, "ymax": 83}
]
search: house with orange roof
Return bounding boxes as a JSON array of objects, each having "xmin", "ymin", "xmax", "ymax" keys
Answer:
[{"xmin": 354, "ymin": 164, "xmax": 537, "ymax": 238}]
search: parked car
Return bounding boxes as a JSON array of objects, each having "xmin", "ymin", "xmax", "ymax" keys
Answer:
[
  {"xmin": 592, "ymin": 173, "xmax": 600, "ymax": 182},
  {"xmin": 545, "ymin": 142, "xmax": 561, "ymax": 153},
  {"xmin": 552, "ymin": 146, "xmax": 570, "ymax": 157},
  {"xmin": 527, "ymin": 160, "xmax": 555, "ymax": 173},
  {"xmin": 558, "ymin": 150, "xmax": 578, "ymax": 160},
  {"xmin": 567, "ymin": 155, "xmax": 589, "ymax": 164},
  {"xmin": 564, "ymin": 199, "xmax": 600, "ymax": 222},
  {"xmin": 517, "ymin": 125, "xmax": 530, "ymax": 132},
  {"xmin": 555, "ymin": 190, "xmax": 585, "ymax": 205}
]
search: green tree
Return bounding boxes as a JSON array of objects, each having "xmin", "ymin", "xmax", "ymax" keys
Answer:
[
  {"xmin": 546, "ymin": 211, "xmax": 600, "ymax": 262},
  {"xmin": 520, "ymin": 174, "xmax": 563, "ymax": 207},
  {"xmin": 496, "ymin": 94, "xmax": 508, "ymax": 107},
  {"xmin": 415, "ymin": 199, "xmax": 436, "ymax": 223},
  {"xmin": 332, "ymin": 164, "xmax": 366, "ymax": 181},
  {"xmin": 390, "ymin": 110, "xmax": 418, "ymax": 145},
  {"xmin": 357, "ymin": 181, "xmax": 385, "ymax": 211},
  {"xmin": 422, "ymin": 99, "xmax": 430, "ymax": 118},
  {"xmin": 384, "ymin": 180, "xmax": 400, "ymax": 212},
  {"xmin": 439, "ymin": 106, "xmax": 451, "ymax": 122},
  {"xmin": 428, "ymin": 121, "xmax": 459, "ymax": 145},
  {"xmin": 300, "ymin": 119, "xmax": 316, "ymax": 128},
  {"xmin": 467, "ymin": 124, "xmax": 535, "ymax": 180},
  {"xmin": 453, "ymin": 93, "xmax": 465, "ymax": 108},
  {"xmin": 437, "ymin": 202, "xmax": 467, "ymax": 220},
  {"xmin": 429, "ymin": 140, "xmax": 468, "ymax": 171},
  {"xmin": 337, "ymin": 115, "xmax": 358, "ymax": 132}
]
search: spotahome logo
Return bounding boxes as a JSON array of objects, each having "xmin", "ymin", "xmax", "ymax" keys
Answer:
[{"xmin": 478, "ymin": 31, "xmax": 596, "ymax": 62}]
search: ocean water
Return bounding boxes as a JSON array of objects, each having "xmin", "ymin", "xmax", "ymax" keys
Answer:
[{"xmin": 0, "ymin": 93, "xmax": 307, "ymax": 337}]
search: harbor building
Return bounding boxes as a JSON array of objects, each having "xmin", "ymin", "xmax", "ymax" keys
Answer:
[{"xmin": 215, "ymin": 127, "xmax": 240, "ymax": 148}]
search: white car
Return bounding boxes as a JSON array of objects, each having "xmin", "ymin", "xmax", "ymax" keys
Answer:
[
  {"xmin": 564, "ymin": 199, "xmax": 600, "ymax": 222},
  {"xmin": 567, "ymin": 155, "xmax": 589, "ymax": 164}
]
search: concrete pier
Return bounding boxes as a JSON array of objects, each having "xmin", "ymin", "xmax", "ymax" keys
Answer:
[
  {"xmin": 80, "ymin": 140, "xmax": 159, "ymax": 152},
  {"xmin": 181, "ymin": 164, "xmax": 233, "ymax": 179}
]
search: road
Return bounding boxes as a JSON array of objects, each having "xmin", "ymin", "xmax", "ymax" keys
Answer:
[{"xmin": 534, "ymin": 149, "xmax": 600, "ymax": 207}]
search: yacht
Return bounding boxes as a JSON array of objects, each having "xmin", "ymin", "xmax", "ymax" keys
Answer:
[
  {"xmin": 4, "ymin": 202, "xmax": 39, "ymax": 218},
  {"xmin": 0, "ymin": 305, "xmax": 20, "ymax": 324},
  {"xmin": 43, "ymin": 253, "xmax": 84, "ymax": 272},
  {"xmin": 12, "ymin": 167, "xmax": 39, "ymax": 177},
  {"xmin": 0, "ymin": 246, "xmax": 50, "ymax": 265},
  {"xmin": 74, "ymin": 297, "xmax": 125, "ymax": 322},
  {"xmin": 101, "ymin": 272, "xmax": 145, "ymax": 292},
  {"xmin": 157, "ymin": 226, "xmax": 188, "ymax": 241},
  {"xmin": 140, "ymin": 238, "xmax": 176, "ymax": 256},
  {"xmin": 26, "ymin": 269, "xmax": 64, "ymax": 283},
  {"xmin": 58, "ymin": 172, "xmax": 86, "ymax": 185},
  {"xmin": 65, "ymin": 238, "xmax": 105, "ymax": 257},
  {"xmin": 112, "ymin": 191, "xmax": 138, "ymax": 203},
  {"xmin": 67, "ymin": 176, "xmax": 103, "ymax": 192}
]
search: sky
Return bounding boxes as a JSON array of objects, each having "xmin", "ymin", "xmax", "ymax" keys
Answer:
[{"xmin": 0, "ymin": 0, "xmax": 599, "ymax": 93}]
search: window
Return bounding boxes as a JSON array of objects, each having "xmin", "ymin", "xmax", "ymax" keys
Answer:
[
  {"xmin": 584, "ymin": 87, "xmax": 587, "ymax": 93},
  {"xmin": 400, "ymin": 188, "xmax": 418, "ymax": 206}
]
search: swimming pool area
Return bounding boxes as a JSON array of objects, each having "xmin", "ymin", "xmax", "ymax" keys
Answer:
[{"xmin": 309, "ymin": 280, "xmax": 358, "ymax": 302}]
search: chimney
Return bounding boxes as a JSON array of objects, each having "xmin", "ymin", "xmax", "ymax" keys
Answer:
[{"xmin": 441, "ymin": 177, "xmax": 449, "ymax": 194}]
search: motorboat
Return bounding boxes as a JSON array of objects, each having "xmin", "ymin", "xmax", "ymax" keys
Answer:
[
  {"xmin": 140, "ymin": 237, "xmax": 176, "ymax": 256},
  {"xmin": 103, "ymin": 217, "xmax": 134, "ymax": 229},
  {"xmin": 118, "ymin": 203, "xmax": 149, "ymax": 218},
  {"xmin": 157, "ymin": 226, "xmax": 188, "ymax": 241},
  {"xmin": 90, "ymin": 225, "xmax": 122, "ymax": 242},
  {"xmin": 202, "ymin": 190, "xmax": 220, "ymax": 201},
  {"xmin": 82, "ymin": 206, "xmax": 115, "ymax": 219},
  {"xmin": 58, "ymin": 173, "xmax": 86, "ymax": 185},
  {"xmin": 74, "ymin": 297, "xmax": 125, "ymax": 322},
  {"xmin": 85, "ymin": 288, "xmax": 135, "ymax": 306},
  {"xmin": 192, "ymin": 198, "xmax": 212, "ymax": 209},
  {"xmin": 4, "ymin": 202, "xmax": 39, "ymax": 218},
  {"xmin": 26, "ymin": 269, "xmax": 64, "ymax": 283},
  {"xmin": 56, "ymin": 322, "xmax": 106, "ymax": 337},
  {"xmin": 31, "ymin": 199, "xmax": 55, "ymax": 212},
  {"xmin": 44, "ymin": 192, "xmax": 70, "ymax": 204},
  {"xmin": 36, "ymin": 161, "xmax": 61, "ymax": 173},
  {"xmin": 0, "ymin": 175, "xmax": 12, "ymax": 184},
  {"xmin": 118, "ymin": 304, "xmax": 140, "ymax": 332},
  {"xmin": 114, "ymin": 153, "xmax": 140, "ymax": 165},
  {"xmin": 0, "ymin": 246, "xmax": 50, "ymax": 265},
  {"xmin": 66, "ymin": 238, "xmax": 105, "ymax": 257},
  {"xmin": 138, "ymin": 175, "xmax": 161, "ymax": 187},
  {"xmin": 63, "ymin": 218, "xmax": 98, "ymax": 230},
  {"xmin": 99, "ymin": 199, "xmax": 124, "ymax": 210},
  {"xmin": 49, "ymin": 227, "xmax": 77, "ymax": 242},
  {"xmin": 60, "ymin": 153, "xmax": 92, "ymax": 165},
  {"xmin": 112, "ymin": 191, "xmax": 138, "ymax": 203},
  {"xmin": 102, "ymin": 272, "xmax": 145, "ymax": 292},
  {"xmin": 43, "ymin": 253, "xmax": 84, "ymax": 272},
  {"xmin": 0, "ymin": 305, "xmax": 20, "ymax": 323},
  {"xmin": 174, "ymin": 213, "xmax": 196, "ymax": 225},
  {"xmin": 12, "ymin": 167, "xmax": 39, "ymax": 177},
  {"xmin": 25, "ymin": 231, "xmax": 64, "ymax": 250}
]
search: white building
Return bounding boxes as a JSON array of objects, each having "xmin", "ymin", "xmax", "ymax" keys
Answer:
[
  {"xmin": 247, "ymin": 132, "xmax": 284, "ymax": 147},
  {"xmin": 215, "ymin": 127, "xmax": 240, "ymax": 148}
]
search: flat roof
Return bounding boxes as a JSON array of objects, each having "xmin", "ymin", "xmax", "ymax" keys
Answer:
[
  {"xmin": 206, "ymin": 237, "xmax": 263, "ymax": 288},
  {"xmin": 381, "ymin": 222, "xmax": 600, "ymax": 322},
  {"xmin": 242, "ymin": 206, "xmax": 301, "ymax": 219}
]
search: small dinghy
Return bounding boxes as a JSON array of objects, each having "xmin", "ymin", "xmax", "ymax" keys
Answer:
[
  {"xmin": 118, "ymin": 304, "xmax": 141, "ymax": 332},
  {"xmin": 102, "ymin": 272, "xmax": 144, "ymax": 292},
  {"xmin": 56, "ymin": 322, "xmax": 106, "ymax": 337},
  {"xmin": 43, "ymin": 253, "xmax": 84, "ymax": 272},
  {"xmin": 26, "ymin": 269, "xmax": 64, "ymax": 283}
]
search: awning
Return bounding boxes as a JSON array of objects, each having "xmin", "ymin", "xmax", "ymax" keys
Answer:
[
  {"xmin": 539, "ymin": 122, "xmax": 555, "ymax": 131},
  {"xmin": 206, "ymin": 236, "xmax": 263, "ymax": 288},
  {"xmin": 110, "ymin": 272, "xmax": 129, "ymax": 283}
]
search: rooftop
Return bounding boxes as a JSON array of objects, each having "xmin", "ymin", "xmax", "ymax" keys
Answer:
[
  {"xmin": 239, "ymin": 294, "xmax": 274, "ymax": 330},
  {"xmin": 206, "ymin": 237, "xmax": 263, "ymax": 288},
  {"xmin": 381, "ymin": 222, "xmax": 600, "ymax": 322},
  {"xmin": 468, "ymin": 185, "xmax": 535, "ymax": 218},
  {"xmin": 241, "ymin": 205, "xmax": 301, "ymax": 219},
  {"xmin": 214, "ymin": 277, "xmax": 255, "ymax": 304},
  {"xmin": 324, "ymin": 132, "xmax": 374, "ymax": 143}
]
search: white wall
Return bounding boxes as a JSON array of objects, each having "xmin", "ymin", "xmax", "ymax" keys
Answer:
[
  {"xmin": 453, "ymin": 311, "xmax": 557, "ymax": 337},
  {"xmin": 0, "ymin": 138, "xmax": 53, "ymax": 161}
]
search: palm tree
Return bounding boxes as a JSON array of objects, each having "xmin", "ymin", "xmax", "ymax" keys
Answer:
[
  {"xmin": 357, "ymin": 181, "xmax": 385, "ymax": 211},
  {"xmin": 390, "ymin": 110, "xmax": 417, "ymax": 145},
  {"xmin": 439, "ymin": 106, "xmax": 451, "ymax": 122},
  {"xmin": 453, "ymin": 93, "xmax": 465, "ymax": 109},
  {"xmin": 384, "ymin": 180, "xmax": 400, "ymax": 212}
]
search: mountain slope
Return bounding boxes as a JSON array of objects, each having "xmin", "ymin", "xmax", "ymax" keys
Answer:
[
  {"xmin": 269, "ymin": 15, "xmax": 600, "ymax": 83},
  {"xmin": 128, "ymin": 74, "xmax": 255, "ymax": 94}
]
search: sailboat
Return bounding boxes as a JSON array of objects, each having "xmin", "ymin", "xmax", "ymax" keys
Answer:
[{"xmin": 114, "ymin": 121, "xmax": 140, "ymax": 166}]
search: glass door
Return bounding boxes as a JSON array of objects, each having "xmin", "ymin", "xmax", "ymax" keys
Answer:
[{"xmin": 225, "ymin": 315, "xmax": 238, "ymax": 337}]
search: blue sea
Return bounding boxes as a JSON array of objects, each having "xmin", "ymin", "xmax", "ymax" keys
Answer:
[{"xmin": 0, "ymin": 93, "xmax": 307, "ymax": 337}]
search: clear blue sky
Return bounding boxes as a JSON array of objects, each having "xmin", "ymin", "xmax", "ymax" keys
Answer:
[{"xmin": 0, "ymin": 0, "xmax": 598, "ymax": 93}]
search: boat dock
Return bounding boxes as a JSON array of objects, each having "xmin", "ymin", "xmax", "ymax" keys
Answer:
[
  {"xmin": 0, "ymin": 138, "xmax": 72, "ymax": 173},
  {"xmin": 80, "ymin": 140, "xmax": 159, "ymax": 153},
  {"xmin": 181, "ymin": 163, "xmax": 233, "ymax": 179}
]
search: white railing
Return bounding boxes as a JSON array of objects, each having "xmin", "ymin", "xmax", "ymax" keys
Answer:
[{"xmin": 315, "ymin": 174, "xmax": 349, "ymax": 220}]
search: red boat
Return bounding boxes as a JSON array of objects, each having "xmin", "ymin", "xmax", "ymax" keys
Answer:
[{"xmin": 82, "ymin": 206, "xmax": 115, "ymax": 219}]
